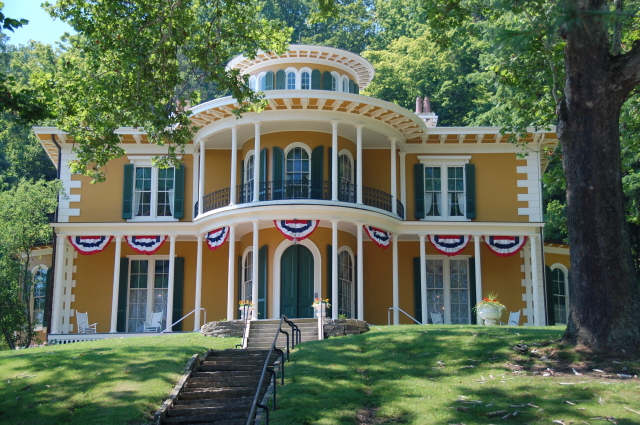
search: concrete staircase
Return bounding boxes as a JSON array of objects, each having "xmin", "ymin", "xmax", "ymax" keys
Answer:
[
  {"xmin": 157, "ymin": 349, "xmax": 281, "ymax": 425},
  {"xmin": 246, "ymin": 319, "xmax": 319, "ymax": 350}
]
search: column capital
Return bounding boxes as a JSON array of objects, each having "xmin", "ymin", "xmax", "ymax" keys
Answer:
[
  {"xmin": 418, "ymin": 234, "xmax": 426, "ymax": 242},
  {"xmin": 169, "ymin": 234, "xmax": 178, "ymax": 241},
  {"xmin": 354, "ymin": 123, "xmax": 364, "ymax": 129},
  {"xmin": 330, "ymin": 120, "xmax": 340, "ymax": 127},
  {"xmin": 528, "ymin": 233, "xmax": 539, "ymax": 240},
  {"xmin": 388, "ymin": 136, "xmax": 398, "ymax": 144},
  {"xmin": 473, "ymin": 235, "xmax": 482, "ymax": 242},
  {"xmin": 196, "ymin": 233, "xmax": 204, "ymax": 241},
  {"xmin": 330, "ymin": 219, "xmax": 341, "ymax": 224},
  {"xmin": 355, "ymin": 222, "xmax": 364, "ymax": 228},
  {"xmin": 398, "ymin": 151, "xmax": 406, "ymax": 158}
]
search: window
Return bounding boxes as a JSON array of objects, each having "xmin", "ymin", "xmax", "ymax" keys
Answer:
[
  {"xmin": 243, "ymin": 250, "xmax": 253, "ymax": 301},
  {"xmin": 418, "ymin": 156, "xmax": 472, "ymax": 220},
  {"xmin": 242, "ymin": 152, "xmax": 255, "ymax": 203},
  {"xmin": 127, "ymin": 258, "xmax": 169, "ymax": 332},
  {"xmin": 341, "ymin": 76, "xmax": 349, "ymax": 93},
  {"xmin": 286, "ymin": 145, "xmax": 310, "ymax": 198},
  {"xmin": 551, "ymin": 266, "xmax": 569, "ymax": 325},
  {"xmin": 338, "ymin": 152, "xmax": 354, "ymax": 202},
  {"xmin": 249, "ymin": 76, "xmax": 256, "ymax": 91},
  {"xmin": 32, "ymin": 266, "xmax": 47, "ymax": 326},
  {"xmin": 259, "ymin": 73, "xmax": 266, "ymax": 91},
  {"xmin": 301, "ymin": 71, "xmax": 310, "ymax": 90},
  {"xmin": 286, "ymin": 72, "xmax": 296, "ymax": 90},
  {"xmin": 133, "ymin": 166, "xmax": 175, "ymax": 219},
  {"xmin": 331, "ymin": 72, "xmax": 338, "ymax": 91},
  {"xmin": 426, "ymin": 257, "xmax": 470, "ymax": 324},
  {"xmin": 338, "ymin": 249, "xmax": 354, "ymax": 318}
]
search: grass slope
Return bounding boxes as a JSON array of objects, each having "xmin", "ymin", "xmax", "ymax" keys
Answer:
[
  {"xmin": 0, "ymin": 333, "xmax": 240, "ymax": 425},
  {"xmin": 271, "ymin": 325, "xmax": 640, "ymax": 424}
]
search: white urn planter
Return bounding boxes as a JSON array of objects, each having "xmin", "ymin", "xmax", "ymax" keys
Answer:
[
  {"xmin": 239, "ymin": 306, "xmax": 255, "ymax": 321},
  {"xmin": 477, "ymin": 304, "xmax": 504, "ymax": 326},
  {"xmin": 312, "ymin": 303, "xmax": 327, "ymax": 318}
]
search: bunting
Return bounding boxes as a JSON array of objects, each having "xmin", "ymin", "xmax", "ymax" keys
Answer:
[
  {"xmin": 68, "ymin": 236, "xmax": 112, "ymax": 255},
  {"xmin": 125, "ymin": 236, "xmax": 167, "ymax": 255},
  {"xmin": 274, "ymin": 220, "xmax": 319, "ymax": 242},
  {"xmin": 205, "ymin": 227, "xmax": 230, "ymax": 251},
  {"xmin": 429, "ymin": 235, "xmax": 470, "ymax": 256},
  {"xmin": 364, "ymin": 226, "xmax": 392, "ymax": 249},
  {"xmin": 484, "ymin": 236, "xmax": 528, "ymax": 257}
]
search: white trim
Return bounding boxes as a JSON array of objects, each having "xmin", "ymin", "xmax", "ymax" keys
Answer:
[
  {"xmin": 418, "ymin": 156, "xmax": 471, "ymax": 222},
  {"xmin": 241, "ymin": 246, "xmax": 254, "ymax": 302},
  {"xmin": 549, "ymin": 263, "xmax": 570, "ymax": 325},
  {"xmin": 273, "ymin": 238, "xmax": 321, "ymax": 318},
  {"xmin": 337, "ymin": 246, "xmax": 355, "ymax": 318},
  {"xmin": 284, "ymin": 67, "xmax": 299, "ymax": 90},
  {"xmin": 338, "ymin": 149, "xmax": 354, "ymax": 183},
  {"xmin": 299, "ymin": 67, "xmax": 312, "ymax": 90},
  {"xmin": 424, "ymin": 255, "xmax": 472, "ymax": 324},
  {"xmin": 418, "ymin": 155, "xmax": 472, "ymax": 165}
]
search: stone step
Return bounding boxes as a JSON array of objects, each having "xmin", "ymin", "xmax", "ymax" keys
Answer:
[
  {"xmin": 167, "ymin": 405, "xmax": 251, "ymax": 418},
  {"xmin": 163, "ymin": 414, "xmax": 247, "ymax": 424},
  {"xmin": 198, "ymin": 364, "xmax": 268, "ymax": 372},
  {"xmin": 179, "ymin": 387, "xmax": 258, "ymax": 399},
  {"xmin": 173, "ymin": 396, "xmax": 253, "ymax": 407}
]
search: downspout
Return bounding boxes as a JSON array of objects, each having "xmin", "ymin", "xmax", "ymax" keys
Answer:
[{"xmin": 45, "ymin": 134, "xmax": 62, "ymax": 335}]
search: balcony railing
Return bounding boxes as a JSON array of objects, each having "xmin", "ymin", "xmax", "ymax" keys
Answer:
[{"xmin": 199, "ymin": 180, "xmax": 405, "ymax": 219}]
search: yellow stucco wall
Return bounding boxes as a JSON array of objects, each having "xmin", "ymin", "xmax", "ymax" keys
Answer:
[{"xmin": 544, "ymin": 250, "xmax": 570, "ymax": 270}]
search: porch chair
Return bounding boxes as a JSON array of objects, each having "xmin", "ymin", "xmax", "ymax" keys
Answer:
[
  {"xmin": 76, "ymin": 311, "xmax": 97, "ymax": 334},
  {"xmin": 144, "ymin": 312, "xmax": 164, "ymax": 333},
  {"xmin": 430, "ymin": 312, "xmax": 444, "ymax": 325},
  {"xmin": 500, "ymin": 310, "xmax": 521, "ymax": 326}
]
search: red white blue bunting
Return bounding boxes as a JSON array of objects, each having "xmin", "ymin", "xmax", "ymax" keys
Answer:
[
  {"xmin": 125, "ymin": 236, "xmax": 167, "ymax": 255},
  {"xmin": 484, "ymin": 236, "xmax": 528, "ymax": 257},
  {"xmin": 274, "ymin": 220, "xmax": 319, "ymax": 242},
  {"xmin": 364, "ymin": 226, "xmax": 392, "ymax": 249},
  {"xmin": 429, "ymin": 235, "xmax": 470, "ymax": 256},
  {"xmin": 68, "ymin": 236, "xmax": 112, "ymax": 255},
  {"xmin": 205, "ymin": 227, "xmax": 229, "ymax": 251}
]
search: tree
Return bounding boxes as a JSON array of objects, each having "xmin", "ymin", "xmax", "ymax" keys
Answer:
[
  {"xmin": 424, "ymin": 0, "xmax": 640, "ymax": 353},
  {"xmin": 0, "ymin": 179, "xmax": 62, "ymax": 349}
]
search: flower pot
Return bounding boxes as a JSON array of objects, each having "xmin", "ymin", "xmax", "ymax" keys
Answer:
[
  {"xmin": 239, "ymin": 306, "xmax": 254, "ymax": 320},
  {"xmin": 477, "ymin": 304, "xmax": 504, "ymax": 326},
  {"xmin": 312, "ymin": 304, "xmax": 327, "ymax": 318}
]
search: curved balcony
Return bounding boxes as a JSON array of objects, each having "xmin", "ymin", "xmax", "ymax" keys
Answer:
[{"xmin": 198, "ymin": 181, "xmax": 404, "ymax": 219}]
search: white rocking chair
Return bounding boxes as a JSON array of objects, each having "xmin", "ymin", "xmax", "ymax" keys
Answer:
[
  {"xmin": 430, "ymin": 312, "xmax": 444, "ymax": 325},
  {"xmin": 76, "ymin": 311, "xmax": 97, "ymax": 334},
  {"xmin": 500, "ymin": 310, "xmax": 521, "ymax": 326},
  {"xmin": 144, "ymin": 312, "xmax": 164, "ymax": 333}
]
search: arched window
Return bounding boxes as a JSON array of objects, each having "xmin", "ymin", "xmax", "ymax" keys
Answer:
[
  {"xmin": 243, "ymin": 250, "xmax": 253, "ymax": 302},
  {"xmin": 301, "ymin": 71, "xmax": 310, "ymax": 90},
  {"xmin": 243, "ymin": 152, "xmax": 255, "ymax": 203},
  {"xmin": 551, "ymin": 266, "xmax": 569, "ymax": 325},
  {"xmin": 338, "ymin": 151, "xmax": 354, "ymax": 202},
  {"xmin": 285, "ymin": 145, "xmax": 311, "ymax": 198},
  {"xmin": 286, "ymin": 71, "xmax": 296, "ymax": 90},
  {"xmin": 338, "ymin": 249, "xmax": 354, "ymax": 318},
  {"xmin": 248, "ymin": 76, "xmax": 256, "ymax": 91},
  {"xmin": 32, "ymin": 266, "xmax": 48, "ymax": 326},
  {"xmin": 331, "ymin": 72, "xmax": 340, "ymax": 91},
  {"xmin": 259, "ymin": 73, "xmax": 266, "ymax": 91},
  {"xmin": 341, "ymin": 76, "xmax": 349, "ymax": 93}
]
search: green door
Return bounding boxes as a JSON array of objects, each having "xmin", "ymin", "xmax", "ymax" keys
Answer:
[{"xmin": 281, "ymin": 245, "xmax": 314, "ymax": 318}]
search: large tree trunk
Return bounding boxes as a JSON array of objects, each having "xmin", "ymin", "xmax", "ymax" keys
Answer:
[{"xmin": 558, "ymin": 0, "xmax": 640, "ymax": 353}]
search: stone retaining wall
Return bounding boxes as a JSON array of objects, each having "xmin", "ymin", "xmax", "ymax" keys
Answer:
[
  {"xmin": 323, "ymin": 319, "xmax": 370, "ymax": 338},
  {"xmin": 201, "ymin": 320, "xmax": 245, "ymax": 338}
]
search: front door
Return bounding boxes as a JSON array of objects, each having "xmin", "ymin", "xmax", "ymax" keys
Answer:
[{"xmin": 281, "ymin": 245, "xmax": 314, "ymax": 318}]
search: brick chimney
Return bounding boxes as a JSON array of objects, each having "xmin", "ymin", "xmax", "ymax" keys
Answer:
[{"xmin": 415, "ymin": 96, "xmax": 438, "ymax": 127}]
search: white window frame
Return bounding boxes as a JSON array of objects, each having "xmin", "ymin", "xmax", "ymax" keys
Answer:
[
  {"xmin": 418, "ymin": 155, "xmax": 471, "ymax": 222},
  {"xmin": 338, "ymin": 247, "xmax": 355, "ymax": 318},
  {"xmin": 126, "ymin": 255, "xmax": 171, "ymax": 332},
  {"xmin": 257, "ymin": 71, "xmax": 267, "ymax": 91},
  {"xmin": 31, "ymin": 264, "xmax": 48, "ymax": 330},
  {"xmin": 425, "ymin": 255, "xmax": 471, "ymax": 324},
  {"xmin": 550, "ymin": 263, "xmax": 569, "ymax": 325},
  {"xmin": 300, "ymin": 67, "xmax": 312, "ymax": 90},
  {"xmin": 127, "ymin": 157, "xmax": 179, "ymax": 222},
  {"xmin": 242, "ymin": 247, "xmax": 254, "ymax": 302},
  {"xmin": 284, "ymin": 67, "xmax": 299, "ymax": 90},
  {"xmin": 331, "ymin": 71, "xmax": 340, "ymax": 91},
  {"xmin": 341, "ymin": 75, "xmax": 349, "ymax": 93}
]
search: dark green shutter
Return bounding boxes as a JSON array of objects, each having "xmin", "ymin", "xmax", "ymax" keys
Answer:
[
  {"xmin": 355, "ymin": 85, "xmax": 359, "ymax": 95},
  {"xmin": 545, "ymin": 265, "xmax": 555, "ymax": 325},
  {"xmin": 469, "ymin": 258, "xmax": 477, "ymax": 324},
  {"xmin": 259, "ymin": 148, "xmax": 267, "ymax": 201},
  {"xmin": 117, "ymin": 258, "xmax": 129, "ymax": 332},
  {"xmin": 465, "ymin": 163, "xmax": 476, "ymax": 219},
  {"xmin": 414, "ymin": 164, "xmax": 425, "ymax": 219},
  {"xmin": 276, "ymin": 70, "xmax": 285, "ymax": 90},
  {"xmin": 322, "ymin": 71, "xmax": 332, "ymax": 90},
  {"xmin": 43, "ymin": 267, "xmax": 53, "ymax": 328},
  {"xmin": 258, "ymin": 245, "xmax": 268, "ymax": 319},
  {"xmin": 413, "ymin": 257, "xmax": 422, "ymax": 323},
  {"xmin": 326, "ymin": 245, "xmax": 332, "ymax": 318},
  {"xmin": 265, "ymin": 71, "xmax": 274, "ymax": 90},
  {"xmin": 172, "ymin": 257, "xmax": 184, "ymax": 331},
  {"xmin": 311, "ymin": 146, "xmax": 324, "ymax": 199},
  {"xmin": 349, "ymin": 80, "xmax": 355, "ymax": 94},
  {"xmin": 311, "ymin": 70, "xmax": 321, "ymax": 89},
  {"xmin": 122, "ymin": 164, "xmax": 134, "ymax": 219},
  {"xmin": 273, "ymin": 147, "xmax": 284, "ymax": 200},
  {"xmin": 173, "ymin": 165, "xmax": 185, "ymax": 219},
  {"xmin": 237, "ymin": 255, "xmax": 243, "ymax": 319}
]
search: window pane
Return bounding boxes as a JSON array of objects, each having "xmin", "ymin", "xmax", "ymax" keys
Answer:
[
  {"xmin": 287, "ymin": 72, "xmax": 296, "ymax": 90},
  {"xmin": 301, "ymin": 72, "xmax": 310, "ymax": 90}
]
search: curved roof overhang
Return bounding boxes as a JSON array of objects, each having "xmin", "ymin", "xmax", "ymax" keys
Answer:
[{"xmin": 227, "ymin": 45, "xmax": 375, "ymax": 89}]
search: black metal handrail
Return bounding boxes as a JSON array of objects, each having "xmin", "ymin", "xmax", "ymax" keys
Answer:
[
  {"xmin": 200, "ymin": 180, "xmax": 405, "ymax": 219},
  {"xmin": 246, "ymin": 314, "xmax": 295, "ymax": 425},
  {"xmin": 283, "ymin": 316, "xmax": 301, "ymax": 352}
]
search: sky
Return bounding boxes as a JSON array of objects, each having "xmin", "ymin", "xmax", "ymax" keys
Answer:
[{"xmin": 2, "ymin": 0, "xmax": 75, "ymax": 46}]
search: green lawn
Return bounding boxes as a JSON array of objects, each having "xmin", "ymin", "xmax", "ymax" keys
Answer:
[
  {"xmin": 271, "ymin": 325, "xmax": 640, "ymax": 424},
  {"xmin": 0, "ymin": 333, "xmax": 240, "ymax": 425}
]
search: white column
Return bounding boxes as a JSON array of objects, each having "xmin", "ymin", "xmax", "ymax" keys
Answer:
[
  {"xmin": 399, "ymin": 151, "xmax": 406, "ymax": 217},
  {"xmin": 357, "ymin": 223, "xmax": 364, "ymax": 320},
  {"xmin": 530, "ymin": 234, "xmax": 540, "ymax": 326},
  {"xmin": 194, "ymin": 233, "xmax": 203, "ymax": 331},
  {"xmin": 253, "ymin": 122, "xmax": 261, "ymax": 203},
  {"xmin": 230, "ymin": 126, "xmax": 238, "ymax": 205},
  {"xmin": 356, "ymin": 124, "xmax": 363, "ymax": 204},
  {"xmin": 109, "ymin": 235, "xmax": 123, "ymax": 333},
  {"xmin": 392, "ymin": 232, "xmax": 399, "ymax": 324},
  {"xmin": 331, "ymin": 220, "xmax": 339, "ymax": 319},
  {"xmin": 251, "ymin": 220, "xmax": 259, "ymax": 319},
  {"xmin": 419, "ymin": 234, "xmax": 427, "ymax": 325},
  {"xmin": 51, "ymin": 234, "xmax": 66, "ymax": 334},
  {"xmin": 165, "ymin": 235, "xmax": 177, "ymax": 331},
  {"xmin": 473, "ymin": 236, "xmax": 483, "ymax": 324},
  {"xmin": 198, "ymin": 142, "xmax": 205, "ymax": 216},
  {"xmin": 390, "ymin": 137, "xmax": 397, "ymax": 215},
  {"xmin": 227, "ymin": 224, "xmax": 236, "ymax": 320},
  {"xmin": 331, "ymin": 120, "xmax": 339, "ymax": 201}
]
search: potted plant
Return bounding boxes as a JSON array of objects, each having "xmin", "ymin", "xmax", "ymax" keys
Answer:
[
  {"xmin": 474, "ymin": 293, "xmax": 505, "ymax": 326},
  {"xmin": 311, "ymin": 298, "xmax": 330, "ymax": 318},
  {"xmin": 238, "ymin": 300, "xmax": 254, "ymax": 320}
]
